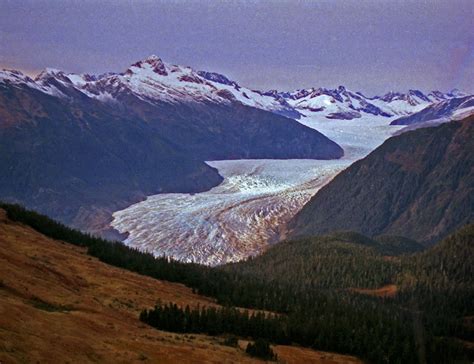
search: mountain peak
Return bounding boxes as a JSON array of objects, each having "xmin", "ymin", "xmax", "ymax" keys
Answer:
[
  {"xmin": 0, "ymin": 69, "xmax": 34, "ymax": 84},
  {"xmin": 379, "ymin": 91, "xmax": 403, "ymax": 101},
  {"xmin": 144, "ymin": 54, "xmax": 161, "ymax": 61},
  {"xmin": 128, "ymin": 55, "xmax": 168, "ymax": 76},
  {"xmin": 447, "ymin": 88, "xmax": 466, "ymax": 98},
  {"xmin": 34, "ymin": 68, "xmax": 75, "ymax": 85},
  {"xmin": 408, "ymin": 89, "xmax": 431, "ymax": 102},
  {"xmin": 35, "ymin": 67, "xmax": 64, "ymax": 79}
]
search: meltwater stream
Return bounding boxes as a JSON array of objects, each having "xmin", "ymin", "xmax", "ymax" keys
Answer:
[{"xmin": 111, "ymin": 116, "xmax": 403, "ymax": 265}]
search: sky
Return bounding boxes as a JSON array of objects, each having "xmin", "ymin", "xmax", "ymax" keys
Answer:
[{"xmin": 1, "ymin": 0, "xmax": 473, "ymax": 95}]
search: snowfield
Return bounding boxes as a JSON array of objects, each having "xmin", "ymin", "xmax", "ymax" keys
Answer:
[{"xmin": 111, "ymin": 116, "xmax": 404, "ymax": 265}]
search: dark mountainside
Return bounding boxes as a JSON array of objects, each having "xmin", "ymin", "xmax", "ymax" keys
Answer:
[
  {"xmin": 0, "ymin": 80, "xmax": 342, "ymax": 235},
  {"xmin": 0, "ymin": 83, "xmax": 220, "ymax": 236},
  {"xmin": 290, "ymin": 115, "xmax": 474, "ymax": 244}
]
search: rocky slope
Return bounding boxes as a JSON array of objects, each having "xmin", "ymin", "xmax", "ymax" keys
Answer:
[{"xmin": 290, "ymin": 115, "xmax": 474, "ymax": 244}]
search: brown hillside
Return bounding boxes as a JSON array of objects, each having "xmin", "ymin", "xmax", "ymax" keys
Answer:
[{"xmin": 0, "ymin": 209, "xmax": 362, "ymax": 364}]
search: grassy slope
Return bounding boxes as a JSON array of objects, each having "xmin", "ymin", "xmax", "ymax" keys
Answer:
[{"xmin": 0, "ymin": 209, "xmax": 361, "ymax": 364}]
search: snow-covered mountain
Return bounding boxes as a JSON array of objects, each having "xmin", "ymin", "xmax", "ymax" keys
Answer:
[
  {"xmin": 391, "ymin": 95, "xmax": 474, "ymax": 126},
  {"xmin": 0, "ymin": 55, "xmax": 346, "ymax": 235},
  {"xmin": 265, "ymin": 87, "xmax": 468, "ymax": 120},
  {"xmin": 0, "ymin": 55, "xmax": 470, "ymax": 121},
  {"xmin": 1, "ymin": 55, "xmax": 299, "ymax": 118}
]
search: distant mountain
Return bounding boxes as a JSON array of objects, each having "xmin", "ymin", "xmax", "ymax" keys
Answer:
[
  {"xmin": 289, "ymin": 115, "xmax": 474, "ymax": 244},
  {"xmin": 391, "ymin": 95, "xmax": 474, "ymax": 126},
  {"xmin": 263, "ymin": 86, "xmax": 466, "ymax": 120},
  {"xmin": 1, "ymin": 55, "xmax": 299, "ymax": 119},
  {"xmin": 0, "ymin": 56, "xmax": 343, "ymax": 234},
  {"xmin": 0, "ymin": 58, "xmax": 343, "ymax": 161},
  {"xmin": 2, "ymin": 55, "xmax": 468, "ymax": 122}
]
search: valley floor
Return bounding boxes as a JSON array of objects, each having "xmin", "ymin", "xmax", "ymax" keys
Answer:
[{"xmin": 111, "ymin": 116, "xmax": 403, "ymax": 265}]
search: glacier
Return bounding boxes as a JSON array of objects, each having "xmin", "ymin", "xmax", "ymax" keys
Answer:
[{"xmin": 111, "ymin": 115, "xmax": 404, "ymax": 265}]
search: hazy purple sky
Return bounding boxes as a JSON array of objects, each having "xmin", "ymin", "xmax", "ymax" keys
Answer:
[{"xmin": 1, "ymin": 0, "xmax": 473, "ymax": 95}]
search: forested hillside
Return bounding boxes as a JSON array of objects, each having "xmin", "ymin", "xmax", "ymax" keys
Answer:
[
  {"xmin": 2, "ymin": 203, "xmax": 472, "ymax": 363},
  {"xmin": 1, "ymin": 205, "xmax": 362, "ymax": 364},
  {"xmin": 290, "ymin": 116, "xmax": 474, "ymax": 244}
]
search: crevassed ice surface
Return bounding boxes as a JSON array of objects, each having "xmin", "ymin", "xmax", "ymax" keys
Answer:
[{"xmin": 111, "ymin": 116, "xmax": 403, "ymax": 265}]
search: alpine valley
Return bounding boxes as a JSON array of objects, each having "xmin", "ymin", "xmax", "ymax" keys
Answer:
[
  {"xmin": 1, "ymin": 55, "xmax": 473, "ymax": 263},
  {"xmin": 1, "ymin": 55, "xmax": 474, "ymax": 363}
]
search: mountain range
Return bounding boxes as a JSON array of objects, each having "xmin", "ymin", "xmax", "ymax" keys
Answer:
[
  {"xmin": 0, "ymin": 56, "xmax": 344, "ymax": 235},
  {"xmin": 1, "ymin": 55, "xmax": 473, "ymax": 363},
  {"xmin": 262, "ymin": 86, "xmax": 469, "ymax": 120},
  {"xmin": 2, "ymin": 55, "xmax": 471, "ymax": 123},
  {"xmin": 1, "ymin": 55, "xmax": 473, "ymax": 237}
]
